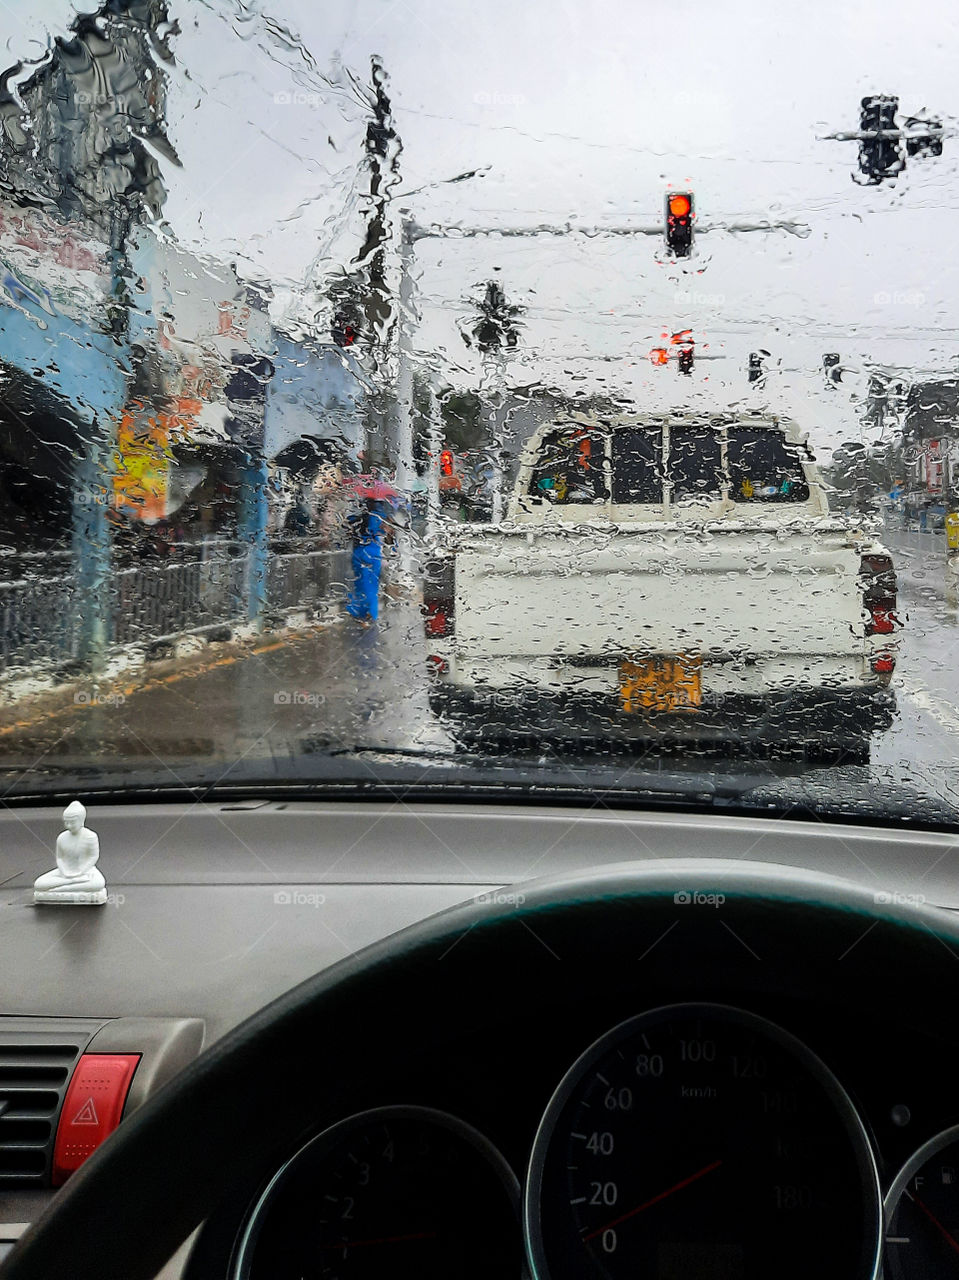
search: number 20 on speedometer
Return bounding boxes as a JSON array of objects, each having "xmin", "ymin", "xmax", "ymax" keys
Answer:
[{"xmin": 524, "ymin": 1003, "xmax": 882, "ymax": 1280}]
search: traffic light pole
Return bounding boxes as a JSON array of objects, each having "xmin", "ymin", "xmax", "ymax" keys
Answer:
[
  {"xmin": 397, "ymin": 211, "xmax": 813, "ymax": 527},
  {"xmin": 490, "ymin": 372, "xmax": 506, "ymax": 524},
  {"xmin": 425, "ymin": 382, "xmax": 443, "ymax": 537},
  {"xmin": 392, "ymin": 222, "xmax": 419, "ymax": 581},
  {"xmin": 394, "ymin": 223, "xmax": 416, "ymax": 495}
]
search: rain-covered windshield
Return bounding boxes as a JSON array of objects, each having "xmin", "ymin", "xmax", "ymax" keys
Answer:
[{"xmin": 0, "ymin": 0, "xmax": 957, "ymax": 826}]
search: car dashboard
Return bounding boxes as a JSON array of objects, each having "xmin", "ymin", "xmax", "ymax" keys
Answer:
[{"xmin": 1, "ymin": 800, "xmax": 959, "ymax": 1279}]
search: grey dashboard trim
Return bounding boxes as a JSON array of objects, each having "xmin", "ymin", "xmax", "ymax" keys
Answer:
[
  {"xmin": 88, "ymin": 1019, "xmax": 206, "ymax": 1116},
  {"xmin": 0, "ymin": 800, "xmax": 956, "ymax": 897}
]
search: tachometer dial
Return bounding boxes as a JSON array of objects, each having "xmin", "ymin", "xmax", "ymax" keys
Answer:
[
  {"xmin": 235, "ymin": 1105, "xmax": 521, "ymax": 1279},
  {"xmin": 525, "ymin": 1002, "xmax": 881, "ymax": 1280},
  {"xmin": 884, "ymin": 1124, "xmax": 959, "ymax": 1278}
]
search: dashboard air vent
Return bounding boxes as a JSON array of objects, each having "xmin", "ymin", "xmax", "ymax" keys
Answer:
[{"xmin": 0, "ymin": 1020, "xmax": 101, "ymax": 1188}]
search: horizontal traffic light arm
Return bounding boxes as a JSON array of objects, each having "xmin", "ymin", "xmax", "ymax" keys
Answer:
[
  {"xmin": 409, "ymin": 218, "xmax": 811, "ymax": 242},
  {"xmin": 820, "ymin": 127, "xmax": 952, "ymax": 141}
]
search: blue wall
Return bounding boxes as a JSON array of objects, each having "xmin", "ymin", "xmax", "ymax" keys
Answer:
[{"xmin": 0, "ymin": 299, "xmax": 129, "ymax": 426}]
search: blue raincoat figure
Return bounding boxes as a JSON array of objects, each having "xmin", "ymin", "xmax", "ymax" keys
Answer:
[{"xmin": 346, "ymin": 499, "xmax": 388, "ymax": 622}]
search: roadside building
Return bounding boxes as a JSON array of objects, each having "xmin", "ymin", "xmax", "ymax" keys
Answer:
[{"xmin": 901, "ymin": 379, "xmax": 959, "ymax": 528}]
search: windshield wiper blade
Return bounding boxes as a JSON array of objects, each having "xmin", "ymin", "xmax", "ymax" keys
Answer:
[{"xmin": 328, "ymin": 743, "xmax": 731, "ymax": 801}]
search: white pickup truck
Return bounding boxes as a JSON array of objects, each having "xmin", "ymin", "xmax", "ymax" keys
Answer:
[{"xmin": 422, "ymin": 412, "xmax": 899, "ymax": 760}]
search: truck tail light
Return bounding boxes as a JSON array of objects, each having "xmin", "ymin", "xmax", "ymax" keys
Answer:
[
  {"xmin": 425, "ymin": 605, "xmax": 452, "ymax": 638},
  {"xmin": 422, "ymin": 556, "xmax": 454, "ymax": 640},
  {"xmin": 872, "ymin": 653, "xmax": 896, "ymax": 675},
  {"xmin": 860, "ymin": 554, "xmax": 899, "ymax": 636}
]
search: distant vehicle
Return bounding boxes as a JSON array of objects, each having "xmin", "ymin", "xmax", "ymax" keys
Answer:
[{"xmin": 423, "ymin": 412, "xmax": 900, "ymax": 760}]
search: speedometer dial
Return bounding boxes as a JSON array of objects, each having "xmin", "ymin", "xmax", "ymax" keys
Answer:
[{"xmin": 525, "ymin": 1003, "xmax": 881, "ymax": 1280}]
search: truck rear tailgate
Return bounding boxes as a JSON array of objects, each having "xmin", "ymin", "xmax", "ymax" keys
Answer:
[{"xmin": 452, "ymin": 525, "xmax": 866, "ymax": 660}]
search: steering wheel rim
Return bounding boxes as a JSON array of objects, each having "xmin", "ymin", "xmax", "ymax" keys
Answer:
[{"xmin": 0, "ymin": 860, "xmax": 948, "ymax": 1280}]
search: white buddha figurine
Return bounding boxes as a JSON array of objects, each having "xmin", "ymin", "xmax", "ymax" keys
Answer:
[{"xmin": 34, "ymin": 801, "xmax": 107, "ymax": 905}]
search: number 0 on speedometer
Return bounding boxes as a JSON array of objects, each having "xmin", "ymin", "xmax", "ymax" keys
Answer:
[{"xmin": 524, "ymin": 1003, "xmax": 881, "ymax": 1280}]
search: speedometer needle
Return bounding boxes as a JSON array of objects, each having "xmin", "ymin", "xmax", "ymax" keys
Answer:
[
  {"xmin": 907, "ymin": 1191, "xmax": 959, "ymax": 1258},
  {"xmin": 328, "ymin": 1231, "xmax": 438, "ymax": 1249},
  {"xmin": 583, "ymin": 1159, "xmax": 723, "ymax": 1242}
]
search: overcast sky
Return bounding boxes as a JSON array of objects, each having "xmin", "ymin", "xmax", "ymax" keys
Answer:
[{"xmin": 7, "ymin": 0, "xmax": 959, "ymax": 448}]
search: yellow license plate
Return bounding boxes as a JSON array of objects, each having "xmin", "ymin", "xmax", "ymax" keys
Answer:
[{"xmin": 619, "ymin": 654, "xmax": 702, "ymax": 713}]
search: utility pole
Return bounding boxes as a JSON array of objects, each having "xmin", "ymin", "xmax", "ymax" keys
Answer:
[
  {"xmin": 340, "ymin": 57, "xmax": 405, "ymax": 477},
  {"xmin": 353, "ymin": 57, "xmax": 401, "ymax": 350},
  {"xmin": 461, "ymin": 279, "xmax": 523, "ymax": 522}
]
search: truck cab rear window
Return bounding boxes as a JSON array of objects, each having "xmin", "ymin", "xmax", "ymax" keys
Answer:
[
  {"xmin": 529, "ymin": 428, "xmax": 608, "ymax": 503},
  {"xmin": 728, "ymin": 428, "xmax": 809, "ymax": 502},
  {"xmin": 610, "ymin": 427, "xmax": 663, "ymax": 503},
  {"xmin": 530, "ymin": 422, "xmax": 811, "ymax": 508},
  {"xmin": 669, "ymin": 425, "xmax": 722, "ymax": 501}
]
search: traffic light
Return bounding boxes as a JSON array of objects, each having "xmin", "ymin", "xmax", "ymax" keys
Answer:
[
  {"xmin": 858, "ymin": 96, "xmax": 903, "ymax": 184},
  {"xmin": 649, "ymin": 347, "xmax": 669, "ymax": 366},
  {"xmin": 904, "ymin": 114, "xmax": 943, "ymax": 159},
  {"xmin": 465, "ymin": 281, "xmax": 524, "ymax": 353},
  {"xmin": 332, "ymin": 311, "xmax": 360, "ymax": 347},
  {"xmin": 823, "ymin": 353, "xmax": 842, "ymax": 385},
  {"xmin": 748, "ymin": 351, "xmax": 767, "ymax": 384},
  {"xmin": 664, "ymin": 191, "xmax": 694, "ymax": 257},
  {"xmin": 677, "ymin": 346, "xmax": 694, "ymax": 375},
  {"xmin": 440, "ymin": 449, "xmax": 454, "ymax": 477}
]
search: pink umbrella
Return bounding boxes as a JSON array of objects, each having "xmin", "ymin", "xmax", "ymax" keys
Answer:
[{"xmin": 342, "ymin": 475, "xmax": 403, "ymax": 503}]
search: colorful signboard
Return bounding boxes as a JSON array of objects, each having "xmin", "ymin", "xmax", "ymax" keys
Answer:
[{"xmin": 0, "ymin": 202, "xmax": 111, "ymax": 326}]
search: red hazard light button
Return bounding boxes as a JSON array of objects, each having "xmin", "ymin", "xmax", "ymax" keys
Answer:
[{"xmin": 52, "ymin": 1054, "xmax": 140, "ymax": 1186}]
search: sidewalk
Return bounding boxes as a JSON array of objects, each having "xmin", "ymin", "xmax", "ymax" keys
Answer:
[{"xmin": 0, "ymin": 596, "xmax": 438, "ymax": 780}]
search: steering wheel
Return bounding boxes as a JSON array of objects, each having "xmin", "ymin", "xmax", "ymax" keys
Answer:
[{"xmin": 1, "ymin": 861, "xmax": 949, "ymax": 1280}]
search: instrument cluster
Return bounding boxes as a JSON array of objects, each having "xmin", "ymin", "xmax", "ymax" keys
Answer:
[{"xmin": 231, "ymin": 1001, "xmax": 959, "ymax": 1280}]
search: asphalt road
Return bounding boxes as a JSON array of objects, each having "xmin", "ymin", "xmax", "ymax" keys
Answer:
[{"xmin": 875, "ymin": 529, "xmax": 959, "ymax": 768}]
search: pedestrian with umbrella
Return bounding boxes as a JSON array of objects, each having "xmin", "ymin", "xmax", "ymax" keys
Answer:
[{"xmin": 343, "ymin": 477, "xmax": 401, "ymax": 625}]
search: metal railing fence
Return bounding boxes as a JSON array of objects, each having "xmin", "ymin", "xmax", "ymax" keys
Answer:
[{"xmin": 0, "ymin": 540, "xmax": 351, "ymax": 677}]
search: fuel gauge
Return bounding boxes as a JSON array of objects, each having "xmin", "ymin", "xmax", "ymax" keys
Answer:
[{"xmin": 885, "ymin": 1124, "xmax": 959, "ymax": 1278}]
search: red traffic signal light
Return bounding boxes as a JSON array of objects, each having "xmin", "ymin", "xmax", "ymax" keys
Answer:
[
  {"xmin": 440, "ymin": 449, "xmax": 455, "ymax": 477},
  {"xmin": 332, "ymin": 312, "xmax": 360, "ymax": 347},
  {"xmin": 665, "ymin": 190, "xmax": 694, "ymax": 257},
  {"xmin": 649, "ymin": 347, "xmax": 670, "ymax": 366}
]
